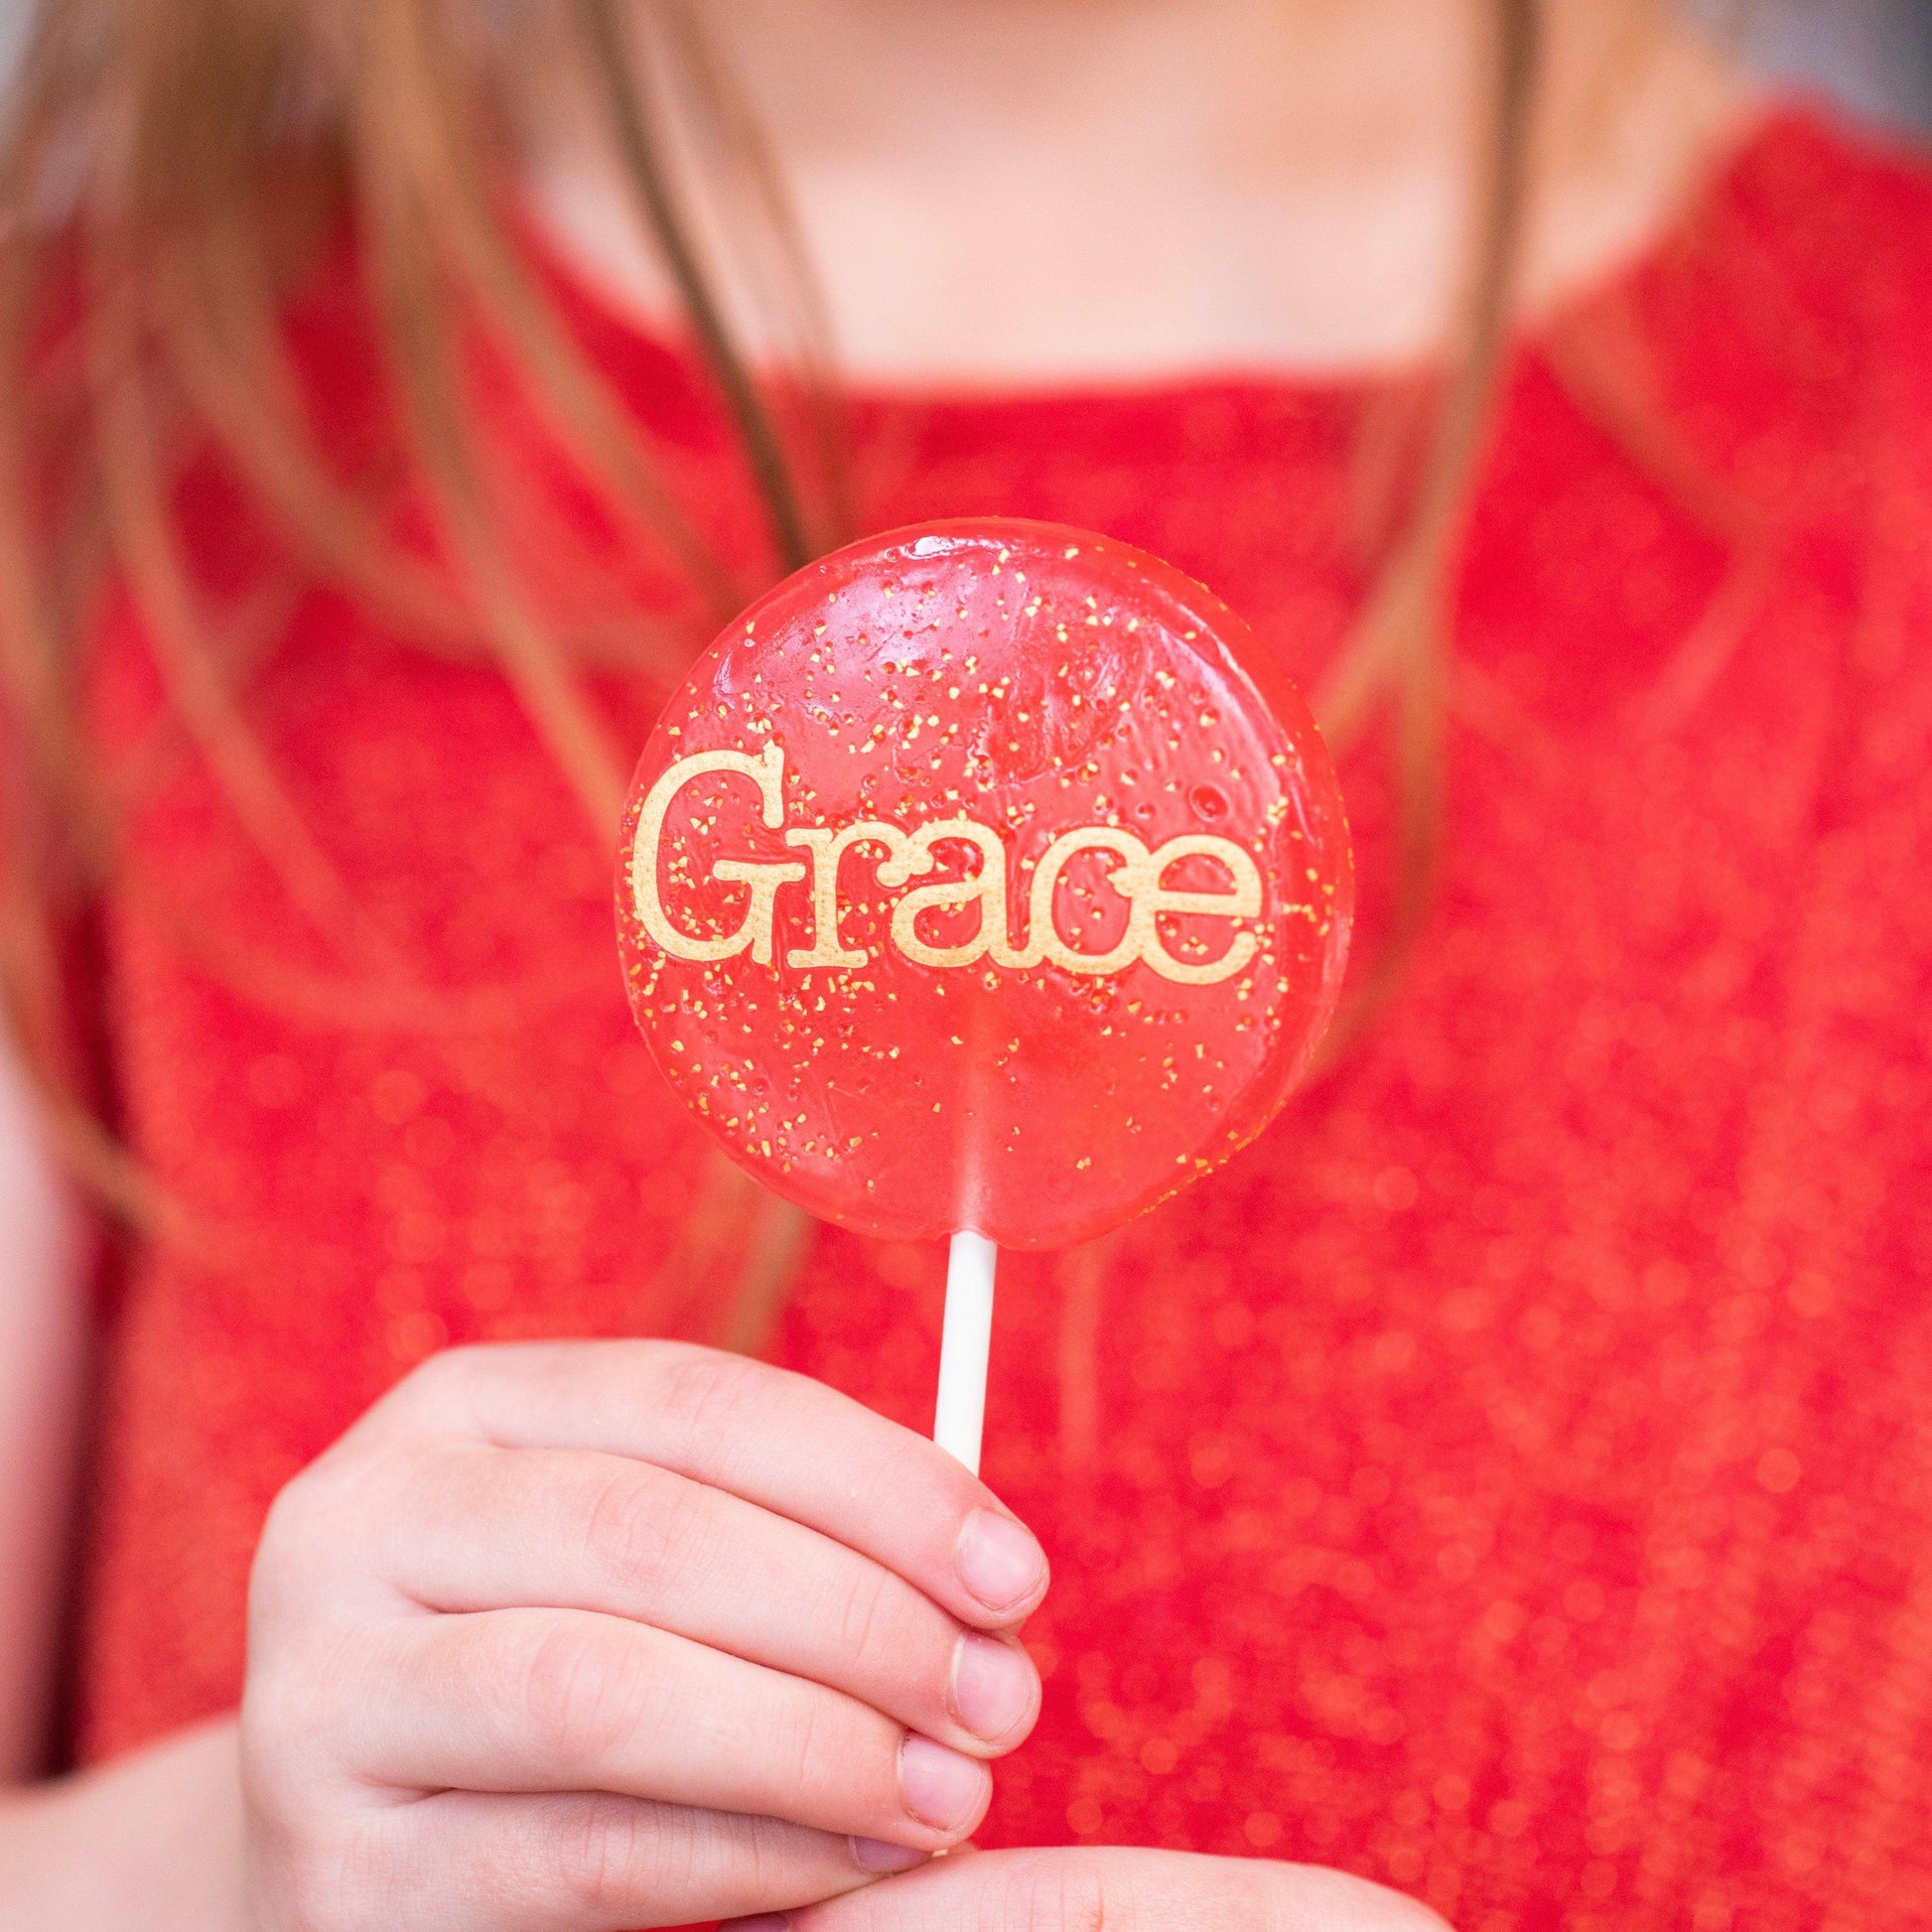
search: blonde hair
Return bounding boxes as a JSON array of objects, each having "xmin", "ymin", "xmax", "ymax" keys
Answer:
[{"xmin": 0, "ymin": 0, "xmax": 1537, "ymax": 1325}]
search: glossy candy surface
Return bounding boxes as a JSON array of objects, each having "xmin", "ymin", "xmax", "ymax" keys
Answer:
[{"xmin": 616, "ymin": 519, "xmax": 1353, "ymax": 1248}]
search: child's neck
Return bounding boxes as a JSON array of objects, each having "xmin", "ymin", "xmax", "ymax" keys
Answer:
[{"xmin": 518, "ymin": 0, "xmax": 1755, "ymax": 383}]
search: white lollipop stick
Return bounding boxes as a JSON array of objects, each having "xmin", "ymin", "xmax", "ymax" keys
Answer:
[{"xmin": 934, "ymin": 1230, "xmax": 998, "ymax": 1474}]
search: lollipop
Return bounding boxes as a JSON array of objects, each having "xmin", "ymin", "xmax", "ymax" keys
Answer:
[{"xmin": 617, "ymin": 519, "xmax": 1352, "ymax": 1470}]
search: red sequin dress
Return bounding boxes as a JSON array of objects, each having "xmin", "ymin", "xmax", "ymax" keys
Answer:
[{"xmin": 68, "ymin": 109, "xmax": 1932, "ymax": 1929}]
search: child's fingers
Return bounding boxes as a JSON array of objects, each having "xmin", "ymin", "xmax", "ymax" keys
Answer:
[
  {"xmin": 343, "ymin": 1606, "xmax": 994, "ymax": 1850},
  {"xmin": 344, "ymin": 1340, "xmax": 1050, "ymax": 1629},
  {"xmin": 363, "ymin": 1442, "xmax": 1041, "ymax": 1758}
]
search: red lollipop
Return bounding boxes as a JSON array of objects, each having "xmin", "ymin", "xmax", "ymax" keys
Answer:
[{"xmin": 617, "ymin": 519, "xmax": 1352, "ymax": 1467}]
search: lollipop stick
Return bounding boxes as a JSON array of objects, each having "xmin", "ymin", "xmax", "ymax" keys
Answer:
[{"xmin": 935, "ymin": 1231, "xmax": 998, "ymax": 1474}]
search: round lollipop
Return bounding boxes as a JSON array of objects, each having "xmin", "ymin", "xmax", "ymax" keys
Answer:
[{"xmin": 617, "ymin": 519, "xmax": 1352, "ymax": 1469}]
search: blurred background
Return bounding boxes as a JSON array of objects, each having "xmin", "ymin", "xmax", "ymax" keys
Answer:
[
  {"xmin": 1689, "ymin": 0, "xmax": 1932, "ymax": 125},
  {"xmin": 0, "ymin": 0, "xmax": 1928, "ymax": 131}
]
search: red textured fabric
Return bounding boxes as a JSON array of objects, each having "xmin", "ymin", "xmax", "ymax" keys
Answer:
[{"xmin": 67, "ymin": 107, "xmax": 1932, "ymax": 1929}]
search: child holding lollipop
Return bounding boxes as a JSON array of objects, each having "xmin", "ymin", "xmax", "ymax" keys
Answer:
[{"xmin": 2, "ymin": 2, "xmax": 1930, "ymax": 1928}]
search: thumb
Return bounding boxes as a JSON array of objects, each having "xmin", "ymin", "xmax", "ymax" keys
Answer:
[{"xmin": 725, "ymin": 1845, "xmax": 1448, "ymax": 1932}]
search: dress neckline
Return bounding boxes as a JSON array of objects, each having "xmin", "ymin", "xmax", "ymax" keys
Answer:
[{"xmin": 520, "ymin": 97, "xmax": 1804, "ymax": 419}]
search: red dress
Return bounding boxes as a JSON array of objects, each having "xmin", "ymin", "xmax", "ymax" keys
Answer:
[{"xmin": 68, "ymin": 108, "xmax": 1932, "ymax": 1929}]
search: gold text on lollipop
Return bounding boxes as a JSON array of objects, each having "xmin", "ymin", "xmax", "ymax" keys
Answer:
[{"xmin": 630, "ymin": 743, "xmax": 1264, "ymax": 987}]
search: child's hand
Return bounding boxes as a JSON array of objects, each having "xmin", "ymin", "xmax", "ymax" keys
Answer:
[
  {"xmin": 238, "ymin": 1340, "xmax": 1047, "ymax": 1931},
  {"xmin": 727, "ymin": 1846, "xmax": 1451, "ymax": 1932}
]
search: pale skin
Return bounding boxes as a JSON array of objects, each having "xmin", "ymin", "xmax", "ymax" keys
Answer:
[{"xmin": 0, "ymin": 1, "xmax": 1751, "ymax": 1925}]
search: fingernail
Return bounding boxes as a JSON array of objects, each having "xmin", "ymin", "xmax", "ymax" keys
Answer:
[
  {"xmin": 899, "ymin": 1732, "xmax": 992, "ymax": 1832},
  {"xmin": 851, "ymin": 1835, "xmax": 929, "ymax": 1873},
  {"xmin": 955, "ymin": 1510, "xmax": 1047, "ymax": 1615},
  {"xmin": 722, "ymin": 1918, "xmax": 790, "ymax": 1931},
  {"xmin": 951, "ymin": 1632, "xmax": 1038, "ymax": 1743}
]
